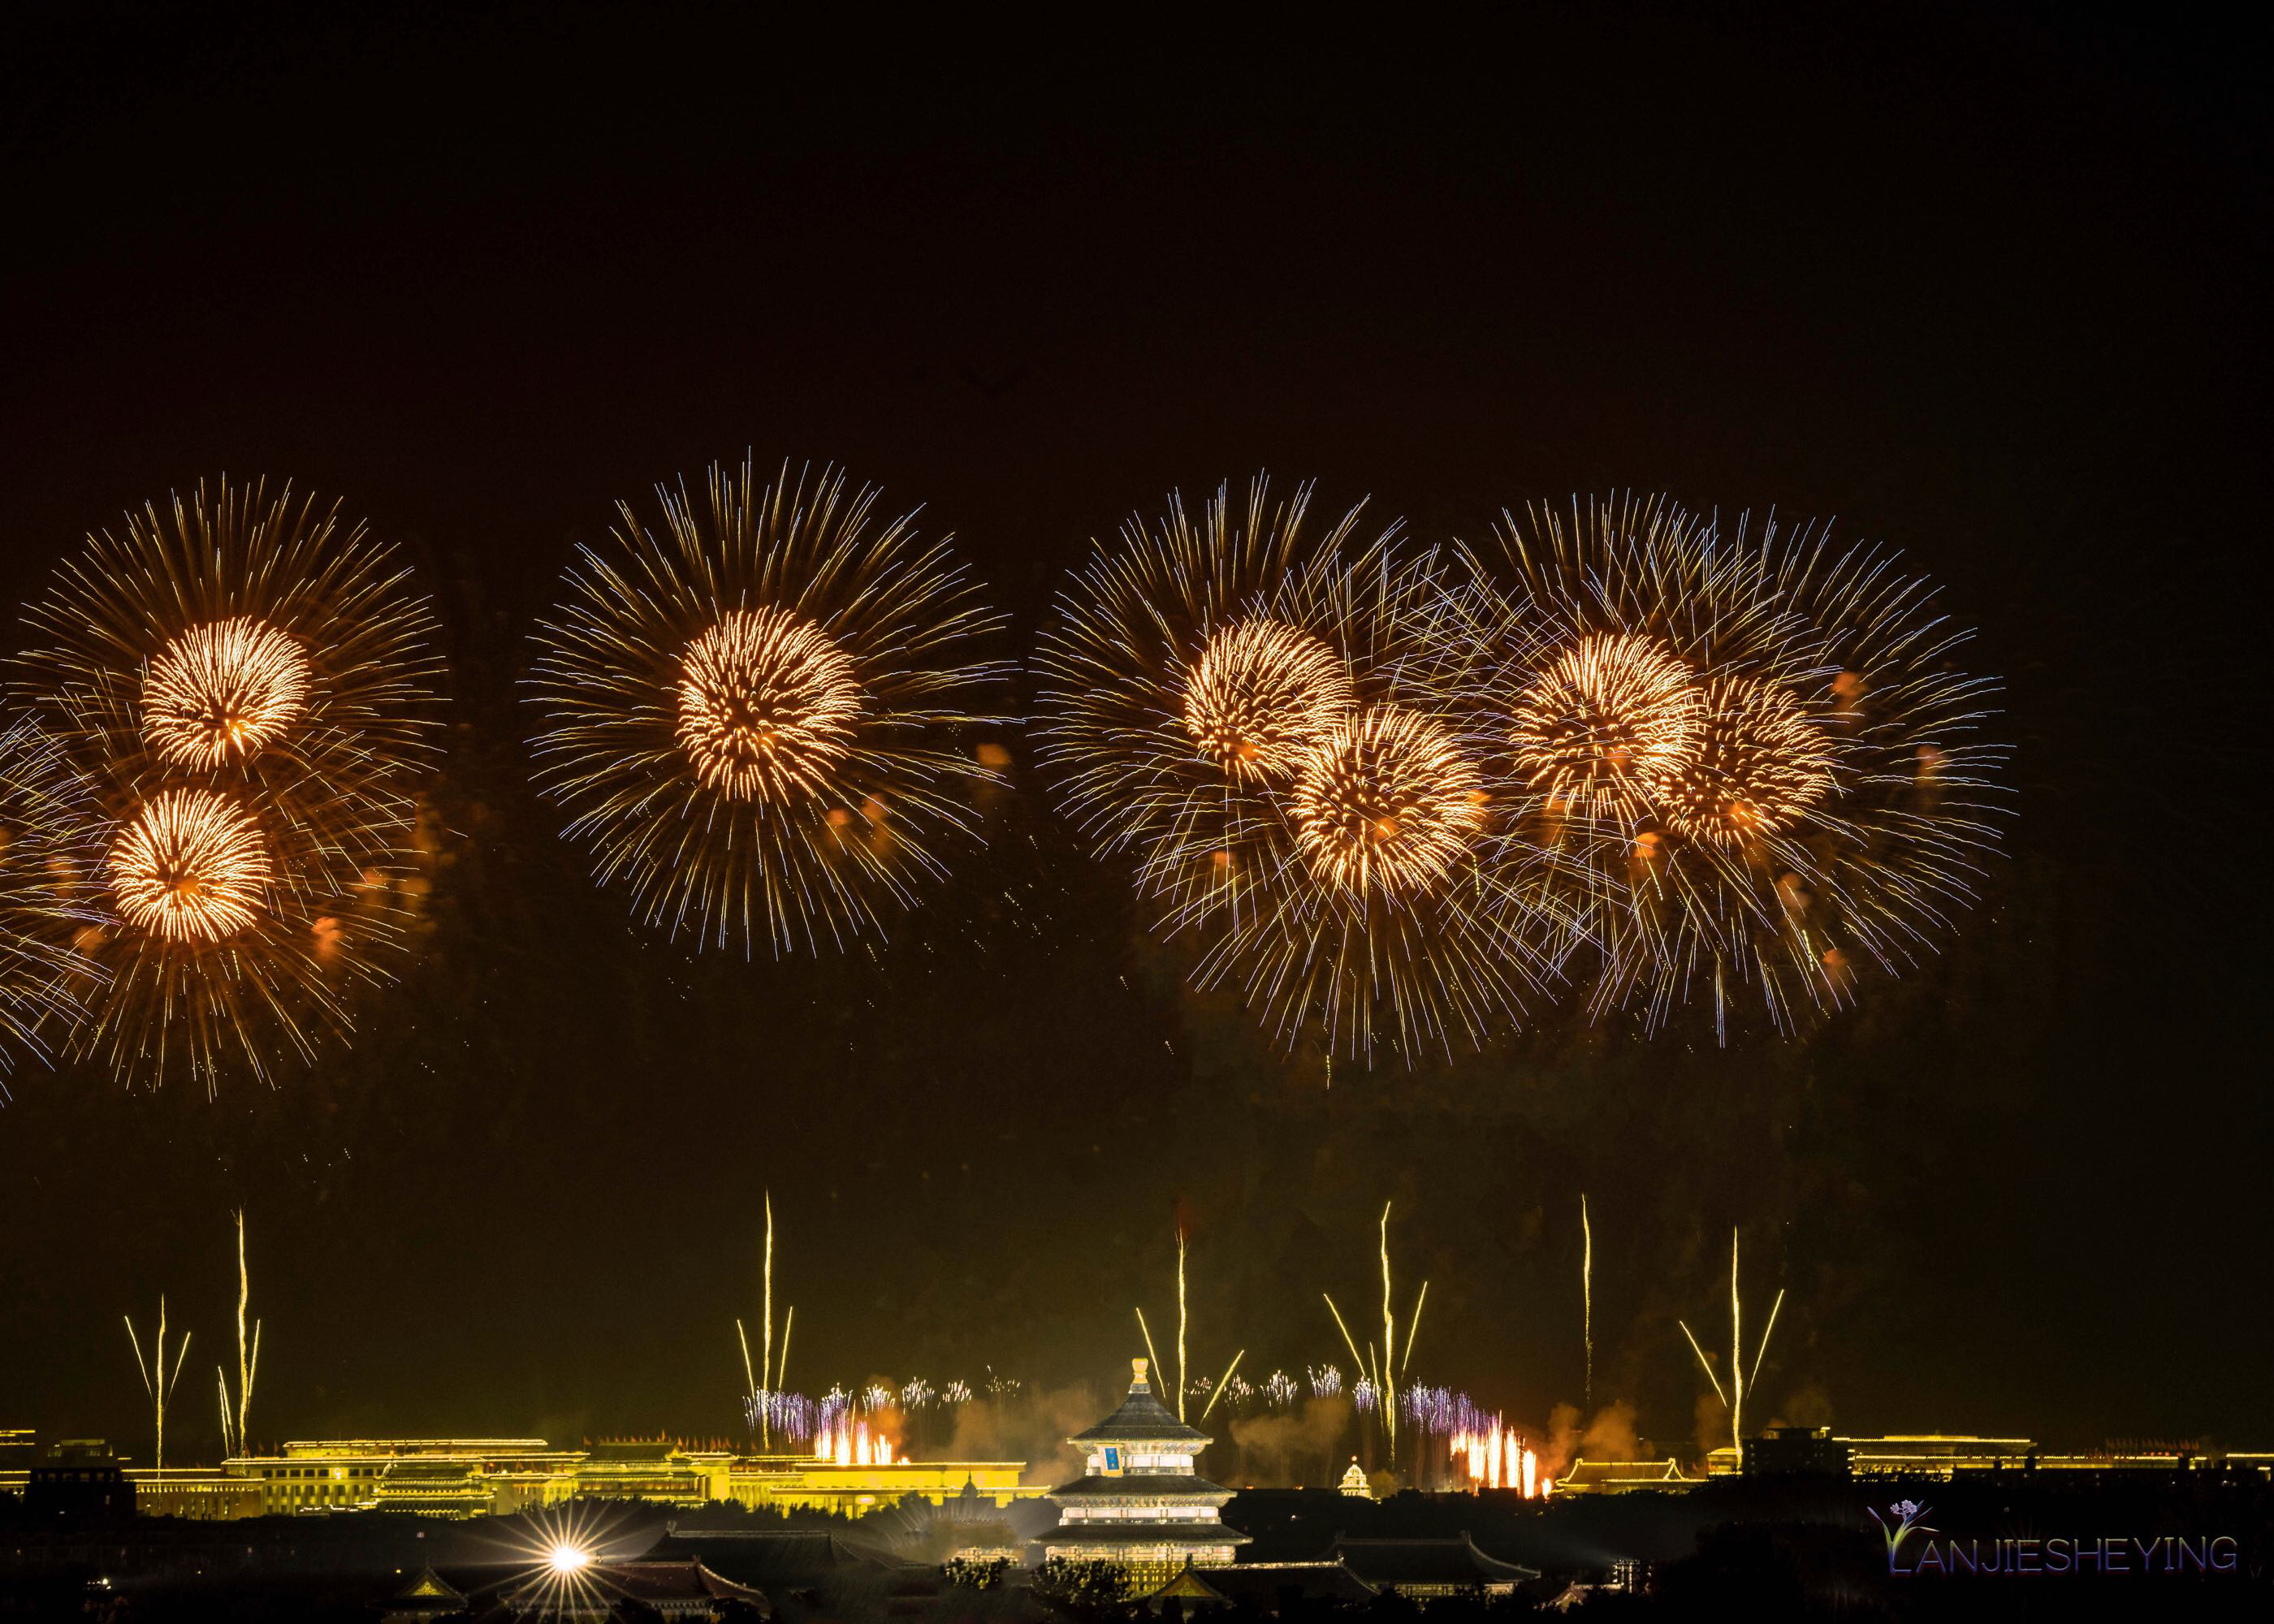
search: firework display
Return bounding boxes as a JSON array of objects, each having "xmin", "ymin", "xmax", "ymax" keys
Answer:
[
  {"xmin": 1042, "ymin": 482, "xmax": 2003, "ymax": 1052},
  {"xmin": 7, "ymin": 479, "xmax": 441, "ymax": 1088},
  {"xmin": 1039, "ymin": 480, "xmax": 1580, "ymax": 1060},
  {"xmin": 5, "ymin": 465, "xmax": 2003, "ymax": 1082},
  {"xmin": 0, "ymin": 715, "xmax": 102, "ymax": 1076},
  {"xmin": 527, "ymin": 459, "xmax": 1005, "ymax": 956}
]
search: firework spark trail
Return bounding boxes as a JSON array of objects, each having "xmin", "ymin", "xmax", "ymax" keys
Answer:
[
  {"xmin": 125, "ymin": 1296, "xmax": 190, "ymax": 1473},
  {"xmin": 1401, "ymin": 1280, "xmax": 1428, "ymax": 1376},
  {"xmin": 1176, "ymin": 1229, "xmax": 1188, "ymax": 1423},
  {"xmin": 1581, "ymin": 1194, "xmax": 1594, "ymax": 1413},
  {"xmin": 1135, "ymin": 1305, "xmax": 1163, "ymax": 1390},
  {"xmin": 1198, "ymin": 1350, "xmax": 1246, "ymax": 1422},
  {"xmin": 9, "ymin": 477, "xmax": 441, "ymax": 1089},
  {"xmin": 0, "ymin": 716, "xmax": 102, "ymax": 1079},
  {"xmin": 529, "ymin": 458, "xmax": 1007, "ymax": 957}
]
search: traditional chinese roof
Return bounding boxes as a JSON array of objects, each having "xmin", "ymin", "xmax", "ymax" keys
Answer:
[
  {"xmin": 1325, "ymin": 1535, "xmax": 1537, "ymax": 1587},
  {"xmin": 1142, "ymin": 1559, "xmax": 1377, "ymax": 1609},
  {"xmin": 1048, "ymin": 1474, "xmax": 1234, "ymax": 1501},
  {"xmin": 389, "ymin": 1565, "xmax": 465, "ymax": 1605},
  {"xmin": 601, "ymin": 1558, "xmax": 768, "ymax": 1607},
  {"xmin": 1070, "ymin": 1359, "xmax": 1211, "ymax": 1446}
]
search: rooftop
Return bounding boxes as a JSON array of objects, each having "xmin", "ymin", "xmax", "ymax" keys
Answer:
[{"xmin": 1070, "ymin": 1359, "xmax": 1212, "ymax": 1447}]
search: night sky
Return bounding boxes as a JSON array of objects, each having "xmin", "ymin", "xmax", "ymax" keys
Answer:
[{"xmin": 2, "ymin": 6, "xmax": 2265, "ymax": 1466}]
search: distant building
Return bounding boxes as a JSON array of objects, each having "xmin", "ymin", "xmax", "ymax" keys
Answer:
[
  {"xmin": 1143, "ymin": 1557, "xmax": 1377, "ymax": 1613},
  {"xmin": 1553, "ymin": 1458, "xmax": 1702, "ymax": 1495},
  {"xmin": 1742, "ymin": 1426, "xmax": 1852, "ymax": 1479},
  {"xmin": 197, "ymin": 1436, "xmax": 1040, "ymax": 1521},
  {"xmin": 1036, "ymin": 1358, "xmax": 1250, "ymax": 1584},
  {"xmin": 25, "ymin": 1440, "xmax": 133, "ymax": 1519},
  {"xmin": 1336, "ymin": 1458, "xmax": 1373, "ymax": 1499},
  {"xmin": 1323, "ymin": 1535, "xmax": 1538, "ymax": 1597},
  {"xmin": 1837, "ymin": 1435, "xmax": 2036, "ymax": 1477}
]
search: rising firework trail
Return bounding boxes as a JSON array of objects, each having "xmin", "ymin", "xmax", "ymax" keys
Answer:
[
  {"xmin": 226, "ymin": 1209, "xmax": 260, "ymax": 1457},
  {"xmin": 1680, "ymin": 1227, "xmax": 1785, "ymax": 1467},
  {"xmin": 10, "ymin": 477, "xmax": 442, "ymax": 1088},
  {"xmin": 1580, "ymin": 1194, "xmax": 1594, "ymax": 1413},
  {"xmin": 527, "ymin": 458, "xmax": 1007, "ymax": 957},
  {"xmin": 1176, "ymin": 1229, "xmax": 1189, "ymax": 1423},
  {"xmin": 1198, "ymin": 1350, "xmax": 1247, "ymax": 1423},
  {"xmin": 124, "ymin": 1295, "xmax": 191, "ymax": 1473}
]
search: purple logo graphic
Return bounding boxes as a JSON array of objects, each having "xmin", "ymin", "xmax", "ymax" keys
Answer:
[{"xmin": 1870, "ymin": 1500, "xmax": 1937, "ymax": 1574}]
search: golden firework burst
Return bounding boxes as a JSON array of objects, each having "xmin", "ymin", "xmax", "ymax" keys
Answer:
[
  {"xmin": 1511, "ymin": 631, "xmax": 1702, "ymax": 822},
  {"xmin": 528, "ymin": 458, "xmax": 1005, "ymax": 955},
  {"xmin": 9, "ymin": 477, "xmax": 441, "ymax": 1087},
  {"xmin": 676, "ymin": 606, "xmax": 864, "ymax": 802},
  {"xmin": 1179, "ymin": 617, "xmax": 1352, "ymax": 785},
  {"xmin": 141, "ymin": 616, "xmax": 313, "ymax": 770},
  {"xmin": 105, "ymin": 788, "xmax": 272, "ymax": 944},
  {"xmin": 1290, "ymin": 705, "xmax": 1485, "ymax": 896},
  {"xmin": 1652, "ymin": 675, "xmax": 1834, "ymax": 848}
]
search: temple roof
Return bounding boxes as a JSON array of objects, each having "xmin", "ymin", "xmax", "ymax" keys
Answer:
[
  {"xmin": 1070, "ymin": 1359, "xmax": 1211, "ymax": 1445},
  {"xmin": 1048, "ymin": 1473, "xmax": 1234, "ymax": 1501}
]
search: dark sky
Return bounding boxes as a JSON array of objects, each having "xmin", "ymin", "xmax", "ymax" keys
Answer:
[{"xmin": 2, "ymin": 5, "xmax": 2266, "ymax": 1465}]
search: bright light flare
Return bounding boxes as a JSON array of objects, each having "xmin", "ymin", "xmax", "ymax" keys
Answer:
[{"xmin": 547, "ymin": 1541, "xmax": 592, "ymax": 1576}]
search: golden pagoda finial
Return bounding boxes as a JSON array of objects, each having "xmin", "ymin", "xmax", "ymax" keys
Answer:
[{"xmin": 1132, "ymin": 1356, "xmax": 1149, "ymax": 1389}]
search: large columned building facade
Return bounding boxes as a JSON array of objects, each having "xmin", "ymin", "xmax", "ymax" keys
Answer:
[{"xmin": 1037, "ymin": 1358, "xmax": 1249, "ymax": 1583}]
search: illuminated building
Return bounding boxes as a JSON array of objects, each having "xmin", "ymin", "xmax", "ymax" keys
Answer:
[
  {"xmin": 1036, "ymin": 1358, "xmax": 1249, "ymax": 1584},
  {"xmin": 1337, "ymin": 1458, "xmax": 1373, "ymax": 1499},
  {"xmin": 187, "ymin": 1436, "xmax": 1040, "ymax": 1520},
  {"xmin": 1553, "ymin": 1458, "xmax": 1703, "ymax": 1495}
]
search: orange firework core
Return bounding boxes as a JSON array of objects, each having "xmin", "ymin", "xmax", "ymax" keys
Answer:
[
  {"xmin": 106, "ymin": 788, "xmax": 272, "ymax": 944},
  {"xmin": 1179, "ymin": 618, "xmax": 1352, "ymax": 784},
  {"xmin": 1651, "ymin": 676, "xmax": 1833, "ymax": 848},
  {"xmin": 1510, "ymin": 631, "xmax": 1702, "ymax": 823},
  {"xmin": 141, "ymin": 616, "xmax": 313, "ymax": 770},
  {"xmin": 677, "ymin": 607, "xmax": 862, "ymax": 803},
  {"xmin": 1291, "ymin": 705, "xmax": 1484, "ymax": 896}
]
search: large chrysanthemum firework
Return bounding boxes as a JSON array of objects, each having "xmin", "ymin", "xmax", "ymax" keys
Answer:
[
  {"xmin": 1290, "ymin": 705, "xmax": 1485, "ymax": 895},
  {"xmin": 1033, "ymin": 477, "xmax": 1384, "ymax": 926},
  {"xmin": 1511, "ymin": 631, "xmax": 1702, "ymax": 822},
  {"xmin": 9, "ymin": 477, "xmax": 442, "ymax": 1087},
  {"xmin": 1180, "ymin": 617, "xmax": 1353, "ymax": 785},
  {"xmin": 0, "ymin": 717, "xmax": 102, "ymax": 1078},
  {"xmin": 1650, "ymin": 673, "xmax": 1834, "ymax": 849},
  {"xmin": 527, "ymin": 459, "xmax": 1005, "ymax": 954},
  {"xmin": 141, "ymin": 616, "xmax": 314, "ymax": 771},
  {"xmin": 1447, "ymin": 494, "xmax": 2004, "ymax": 1038},
  {"xmin": 104, "ymin": 787, "xmax": 273, "ymax": 944}
]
